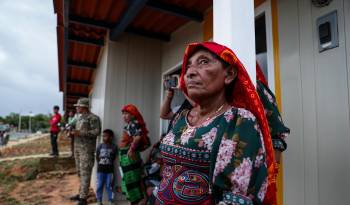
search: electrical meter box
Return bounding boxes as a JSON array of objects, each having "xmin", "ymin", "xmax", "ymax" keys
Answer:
[{"xmin": 317, "ymin": 10, "xmax": 339, "ymax": 52}]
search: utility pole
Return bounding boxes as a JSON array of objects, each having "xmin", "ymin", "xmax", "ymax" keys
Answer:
[
  {"xmin": 29, "ymin": 111, "xmax": 32, "ymax": 133},
  {"xmin": 18, "ymin": 112, "xmax": 22, "ymax": 132}
]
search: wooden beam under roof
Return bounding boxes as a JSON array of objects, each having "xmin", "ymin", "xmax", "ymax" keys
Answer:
[
  {"xmin": 69, "ymin": 15, "xmax": 113, "ymax": 29},
  {"xmin": 67, "ymin": 80, "xmax": 90, "ymax": 86},
  {"xmin": 146, "ymin": 0, "xmax": 203, "ymax": 22},
  {"xmin": 126, "ymin": 27, "xmax": 170, "ymax": 41},
  {"xmin": 68, "ymin": 34, "xmax": 105, "ymax": 47},
  {"xmin": 66, "ymin": 93, "xmax": 89, "ymax": 98},
  {"xmin": 68, "ymin": 60, "xmax": 96, "ymax": 70},
  {"xmin": 110, "ymin": 0, "xmax": 148, "ymax": 41}
]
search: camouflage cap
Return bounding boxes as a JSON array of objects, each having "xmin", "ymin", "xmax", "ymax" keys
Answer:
[{"xmin": 74, "ymin": 98, "xmax": 89, "ymax": 108}]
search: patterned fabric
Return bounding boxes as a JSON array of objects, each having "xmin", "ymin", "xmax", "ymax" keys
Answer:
[
  {"xmin": 96, "ymin": 143, "xmax": 118, "ymax": 173},
  {"xmin": 119, "ymin": 118, "xmax": 146, "ymax": 203},
  {"xmin": 256, "ymin": 81, "xmax": 290, "ymax": 152},
  {"xmin": 74, "ymin": 111, "xmax": 101, "ymax": 199},
  {"xmin": 156, "ymin": 107, "xmax": 268, "ymax": 205},
  {"xmin": 74, "ymin": 147, "xmax": 95, "ymax": 199},
  {"xmin": 75, "ymin": 112, "xmax": 101, "ymax": 150},
  {"xmin": 167, "ymin": 100, "xmax": 193, "ymax": 134},
  {"xmin": 122, "ymin": 104, "xmax": 150, "ymax": 151},
  {"xmin": 119, "ymin": 147, "xmax": 144, "ymax": 203},
  {"xmin": 124, "ymin": 120, "xmax": 142, "ymax": 137},
  {"xmin": 179, "ymin": 42, "xmax": 277, "ymax": 204},
  {"xmin": 122, "ymin": 104, "xmax": 149, "ymax": 137},
  {"xmin": 256, "ymin": 62, "xmax": 269, "ymax": 88}
]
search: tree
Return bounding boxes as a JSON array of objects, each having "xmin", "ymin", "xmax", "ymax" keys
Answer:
[{"xmin": 0, "ymin": 113, "xmax": 51, "ymax": 132}]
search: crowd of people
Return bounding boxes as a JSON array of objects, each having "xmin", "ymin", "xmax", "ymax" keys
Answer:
[{"xmin": 48, "ymin": 41, "xmax": 290, "ymax": 205}]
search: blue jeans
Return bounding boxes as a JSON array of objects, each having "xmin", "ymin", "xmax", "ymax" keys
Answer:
[{"xmin": 96, "ymin": 172, "xmax": 114, "ymax": 202}]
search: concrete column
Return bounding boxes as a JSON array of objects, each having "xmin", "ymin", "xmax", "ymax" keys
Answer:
[{"xmin": 213, "ymin": 0, "xmax": 256, "ymax": 85}]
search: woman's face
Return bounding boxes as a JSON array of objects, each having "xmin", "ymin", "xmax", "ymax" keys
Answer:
[
  {"xmin": 184, "ymin": 49, "xmax": 235, "ymax": 102},
  {"xmin": 122, "ymin": 111, "xmax": 132, "ymax": 123}
]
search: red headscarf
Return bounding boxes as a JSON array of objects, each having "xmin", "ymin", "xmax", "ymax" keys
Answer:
[
  {"xmin": 256, "ymin": 62, "xmax": 269, "ymax": 87},
  {"xmin": 122, "ymin": 104, "xmax": 149, "ymax": 137},
  {"xmin": 180, "ymin": 42, "xmax": 277, "ymax": 205}
]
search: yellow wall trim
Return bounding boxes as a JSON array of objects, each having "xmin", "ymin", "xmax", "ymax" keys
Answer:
[{"xmin": 271, "ymin": 0, "xmax": 284, "ymax": 204}]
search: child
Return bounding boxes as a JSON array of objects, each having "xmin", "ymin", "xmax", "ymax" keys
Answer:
[{"xmin": 96, "ymin": 129, "xmax": 118, "ymax": 205}]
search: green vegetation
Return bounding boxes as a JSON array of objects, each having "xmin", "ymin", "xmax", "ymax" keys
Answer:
[
  {"xmin": 0, "ymin": 112, "xmax": 52, "ymax": 132},
  {"xmin": 0, "ymin": 158, "xmax": 40, "ymax": 205}
]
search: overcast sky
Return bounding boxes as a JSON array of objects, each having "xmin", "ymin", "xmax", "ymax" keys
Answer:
[{"xmin": 0, "ymin": 0, "xmax": 62, "ymax": 116}]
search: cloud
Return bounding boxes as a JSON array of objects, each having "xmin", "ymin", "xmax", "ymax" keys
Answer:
[
  {"xmin": 0, "ymin": 47, "xmax": 7, "ymax": 64},
  {"xmin": 0, "ymin": 0, "xmax": 62, "ymax": 116}
]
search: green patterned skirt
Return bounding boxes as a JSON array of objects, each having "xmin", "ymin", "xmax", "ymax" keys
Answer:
[{"xmin": 119, "ymin": 147, "xmax": 144, "ymax": 203}]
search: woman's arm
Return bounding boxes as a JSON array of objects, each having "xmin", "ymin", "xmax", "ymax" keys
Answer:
[
  {"xmin": 160, "ymin": 89, "xmax": 175, "ymax": 120},
  {"xmin": 213, "ymin": 110, "xmax": 268, "ymax": 205},
  {"xmin": 127, "ymin": 135, "xmax": 141, "ymax": 160},
  {"xmin": 256, "ymin": 81, "xmax": 289, "ymax": 163}
]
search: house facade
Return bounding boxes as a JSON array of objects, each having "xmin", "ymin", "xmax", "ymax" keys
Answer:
[{"xmin": 53, "ymin": 0, "xmax": 350, "ymax": 204}]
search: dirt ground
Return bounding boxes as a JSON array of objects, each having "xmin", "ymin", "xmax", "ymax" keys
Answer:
[
  {"xmin": 0, "ymin": 133, "xmax": 71, "ymax": 158},
  {"xmin": 1, "ymin": 169, "xmax": 96, "ymax": 205},
  {"xmin": 10, "ymin": 173, "xmax": 80, "ymax": 205},
  {"xmin": 0, "ymin": 154, "xmax": 95, "ymax": 205}
]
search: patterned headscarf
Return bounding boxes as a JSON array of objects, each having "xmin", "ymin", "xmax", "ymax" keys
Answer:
[
  {"xmin": 122, "ymin": 104, "xmax": 149, "ymax": 137},
  {"xmin": 256, "ymin": 62, "xmax": 269, "ymax": 87},
  {"xmin": 180, "ymin": 42, "xmax": 277, "ymax": 205}
]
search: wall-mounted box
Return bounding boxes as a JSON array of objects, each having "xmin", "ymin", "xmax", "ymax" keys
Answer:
[{"xmin": 317, "ymin": 10, "xmax": 339, "ymax": 52}]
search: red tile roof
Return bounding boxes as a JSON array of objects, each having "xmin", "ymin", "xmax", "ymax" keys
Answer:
[{"xmin": 53, "ymin": 0, "xmax": 212, "ymax": 110}]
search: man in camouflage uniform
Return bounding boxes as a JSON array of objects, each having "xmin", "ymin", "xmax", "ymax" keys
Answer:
[{"xmin": 70, "ymin": 98, "xmax": 101, "ymax": 205}]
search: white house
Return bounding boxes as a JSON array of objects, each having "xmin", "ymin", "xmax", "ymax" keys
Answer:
[{"xmin": 53, "ymin": 0, "xmax": 350, "ymax": 204}]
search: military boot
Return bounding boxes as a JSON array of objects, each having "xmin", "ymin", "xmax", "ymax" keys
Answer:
[{"xmin": 77, "ymin": 198, "xmax": 87, "ymax": 205}]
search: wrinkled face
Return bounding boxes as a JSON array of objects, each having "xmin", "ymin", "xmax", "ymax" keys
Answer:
[
  {"xmin": 184, "ymin": 49, "xmax": 235, "ymax": 102},
  {"xmin": 122, "ymin": 111, "xmax": 132, "ymax": 123}
]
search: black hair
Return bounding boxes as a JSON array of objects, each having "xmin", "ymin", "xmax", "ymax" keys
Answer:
[
  {"xmin": 54, "ymin": 105, "xmax": 60, "ymax": 110},
  {"xmin": 103, "ymin": 129, "xmax": 114, "ymax": 138}
]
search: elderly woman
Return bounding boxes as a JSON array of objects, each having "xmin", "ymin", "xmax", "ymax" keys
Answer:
[
  {"xmin": 155, "ymin": 42, "xmax": 277, "ymax": 205},
  {"xmin": 119, "ymin": 104, "xmax": 150, "ymax": 205}
]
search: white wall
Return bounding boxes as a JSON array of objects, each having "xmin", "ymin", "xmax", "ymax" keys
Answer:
[
  {"xmin": 278, "ymin": 0, "xmax": 350, "ymax": 204},
  {"xmin": 90, "ymin": 46, "xmax": 108, "ymax": 126},
  {"xmin": 104, "ymin": 34, "xmax": 162, "ymax": 153},
  {"xmin": 161, "ymin": 22, "xmax": 203, "ymax": 72},
  {"xmin": 160, "ymin": 22, "xmax": 203, "ymax": 133},
  {"xmin": 89, "ymin": 45, "xmax": 108, "ymax": 192}
]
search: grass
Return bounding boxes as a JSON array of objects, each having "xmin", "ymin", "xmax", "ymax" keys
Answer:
[
  {"xmin": 0, "ymin": 158, "xmax": 40, "ymax": 205},
  {"xmin": 0, "ymin": 134, "xmax": 71, "ymax": 158}
]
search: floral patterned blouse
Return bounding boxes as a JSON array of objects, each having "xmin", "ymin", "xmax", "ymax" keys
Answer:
[
  {"xmin": 156, "ymin": 106, "xmax": 268, "ymax": 205},
  {"xmin": 119, "ymin": 120, "xmax": 142, "ymax": 149},
  {"xmin": 257, "ymin": 81, "xmax": 290, "ymax": 152}
]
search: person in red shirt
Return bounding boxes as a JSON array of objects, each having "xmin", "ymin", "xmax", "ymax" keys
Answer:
[{"xmin": 49, "ymin": 105, "xmax": 62, "ymax": 157}]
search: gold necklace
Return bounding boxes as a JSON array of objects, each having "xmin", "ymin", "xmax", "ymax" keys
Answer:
[
  {"xmin": 190, "ymin": 103, "xmax": 227, "ymax": 127},
  {"xmin": 202, "ymin": 103, "xmax": 226, "ymax": 123}
]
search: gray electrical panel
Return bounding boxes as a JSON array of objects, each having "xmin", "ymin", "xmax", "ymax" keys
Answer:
[{"xmin": 317, "ymin": 10, "xmax": 339, "ymax": 52}]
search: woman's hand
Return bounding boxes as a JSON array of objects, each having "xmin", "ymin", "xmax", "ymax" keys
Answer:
[
  {"xmin": 127, "ymin": 149, "xmax": 137, "ymax": 161},
  {"xmin": 274, "ymin": 150, "xmax": 282, "ymax": 163},
  {"xmin": 166, "ymin": 89, "xmax": 174, "ymax": 99}
]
